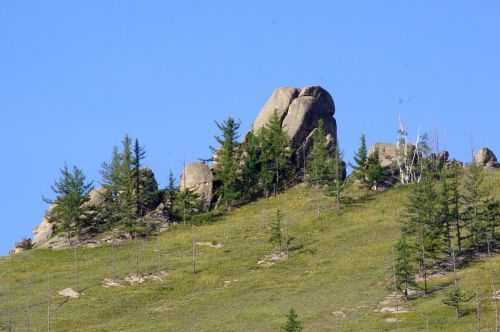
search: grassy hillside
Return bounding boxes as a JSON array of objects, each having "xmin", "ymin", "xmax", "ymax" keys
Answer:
[{"xmin": 1, "ymin": 172, "xmax": 500, "ymax": 331}]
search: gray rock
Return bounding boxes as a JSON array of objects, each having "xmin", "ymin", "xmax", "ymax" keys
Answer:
[
  {"xmin": 283, "ymin": 95, "xmax": 337, "ymax": 150},
  {"xmin": 253, "ymin": 87, "xmax": 300, "ymax": 133},
  {"xmin": 180, "ymin": 162, "xmax": 214, "ymax": 208},
  {"xmin": 369, "ymin": 143, "xmax": 399, "ymax": 168},
  {"xmin": 475, "ymin": 148, "xmax": 499, "ymax": 168},
  {"xmin": 298, "ymin": 86, "xmax": 335, "ymax": 116}
]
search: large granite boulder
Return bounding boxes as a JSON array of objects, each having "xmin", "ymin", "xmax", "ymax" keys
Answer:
[
  {"xmin": 253, "ymin": 85, "xmax": 337, "ymax": 164},
  {"xmin": 253, "ymin": 87, "xmax": 300, "ymax": 133},
  {"xmin": 475, "ymin": 148, "xmax": 499, "ymax": 168},
  {"xmin": 180, "ymin": 162, "xmax": 214, "ymax": 208}
]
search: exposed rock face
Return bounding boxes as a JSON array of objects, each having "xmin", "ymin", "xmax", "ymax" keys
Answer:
[
  {"xmin": 180, "ymin": 162, "xmax": 214, "ymax": 207},
  {"xmin": 369, "ymin": 143, "xmax": 400, "ymax": 168},
  {"xmin": 253, "ymin": 85, "xmax": 337, "ymax": 164},
  {"xmin": 32, "ymin": 212, "xmax": 55, "ymax": 248},
  {"xmin": 475, "ymin": 148, "xmax": 499, "ymax": 168},
  {"xmin": 253, "ymin": 87, "xmax": 300, "ymax": 133}
]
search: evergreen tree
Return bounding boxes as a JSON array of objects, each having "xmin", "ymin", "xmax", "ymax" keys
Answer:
[
  {"xmin": 444, "ymin": 286, "xmax": 473, "ymax": 319},
  {"xmin": 212, "ymin": 117, "xmax": 241, "ymax": 208},
  {"xmin": 162, "ymin": 170, "xmax": 178, "ymax": 223},
  {"xmin": 366, "ymin": 148, "xmax": 385, "ymax": 190},
  {"xmin": 484, "ymin": 197, "xmax": 500, "ymax": 251},
  {"xmin": 133, "ymin": 139, "xmax": 146, "ymax": 217},
  {"xmin": 307, "ymin": 120, "xmax": 331, "ymax": 186},
  {"xmin": 173, "ymin": 189, "xmax": 202, "ymax": 224},
  {"xmin": 259, "ymin": 111, "xmax": 291, "ymax": 196},
  {"xmin": 270, "ymin": 209, "xmax": 283, "ymax": 251},
  {"xmin": 100, "ymin": 135, "xmax": 140, "ymax": 237},
  {"xmin": 47, "ymin": 165, "xmax": 94, "ymax": 240},
  {"xmin": 449, "ymin": 164, "xmax": 464, "ymax": 253},
  {"xmin": 328, "ymin": 145, "xmax": 345, "ymax": 210},
  {"xmin": 351, "ymin": 134, "xmax": 368, "ymax": 181},
  {"xmin": 241, "ymin": 131, "xmax": 262, "ymax": 200},
  {"xmin": 403, "ymin": 170, "xmax": 443, "ymax": 294},
  {"xmin": 281, "ymin": 309, "xmax": 303, "ymax": 332},
  {"xmin": 462, "ymin": 163, "xmax": 488, "ymax": 250},
  {"xmin": 394, "ymin": 237, "xmax": 416, "ymax": 299},
  {"xmin": 438, "ymin": 168, "xmax": 453, "ymax": 256}
]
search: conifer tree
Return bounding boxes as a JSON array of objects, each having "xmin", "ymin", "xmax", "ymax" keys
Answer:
[
  {"xmin": 100, "ymin": 135, "xmax": 139, "ymax": 237},
  {"xmin": 270, "ymin": 209, "xmax": 283, "ymax": 251},
  {"xmin": 438, "ymin": 168, "xmax": 453, "ymax": 256},
  {"xmin": 133, "ymin": 139, "xmax": 146, "ymax": 217},
  {"xmin": 46, "ymin": 165, "xmax": 93, "ymax": 292},
  {"xmin": 351, "ymin": 134, "xmax": 368, "ymax": 182},
  {"xmin": 307, "ymin": 120, "xmax": 330, "ymax": 186},
  {"xmin": 403, "ymin": 170, "xmax": 443, "ymax": 294},
  {"xmin": 449, "ymin": 164, "xmax": 464, "ymax": 253},
  {"xmin": 259, "ymin": 111, "xmax": 291, "ymax": 196},
  {"xmin": 241, "ymin": 131, "xmax": 262, "ymax": 200},
  {"xmin": 281, "ymin": 309, "xmax": 303, "ymax": 332},
  {"xmin": 394, "ymin": 237, "xmax": 416, "ymax": 299},
  {"xmin": 366, "ymin": 148, "xmax": 385, "ymax": 190},
  {"xmin": 47, "ymin": 165, "xmax": 94, "ymax": 241},
  {"xmin": 212, "ymin": 117, "xmax": 241, "ymax": 208},
  {"xmin": 462, "ymin": 163, "xmax": 488, "ymax": 250},
  {"xmin": 443, "ymin": 251, "xmax": 473, "ymax": 319},
  {"xmin": 484, "ymin": 197, "xmax": 500, "ymax": 252},
  {"xmin": 332, "ymin": 146, "xmax": 345, "ymax": 210}
]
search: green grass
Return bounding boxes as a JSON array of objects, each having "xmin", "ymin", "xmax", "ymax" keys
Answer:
[{"xmin": 1, "ymin": 172, "xmax": 500, "ymax": 331}]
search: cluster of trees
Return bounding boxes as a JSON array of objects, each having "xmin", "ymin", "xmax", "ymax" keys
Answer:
[
  {"xmin": 212, "ymin": 112, "xmax": 293, "ymax": 208},
  {"xmin": 394, "ymin": 161, "xmax": 500, "ymax": 304},
  {"xmin": 47, "ymin": 135, "xmax": 203, "ymax": 241}
]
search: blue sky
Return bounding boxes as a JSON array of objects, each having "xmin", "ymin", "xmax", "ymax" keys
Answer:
[{"xmin": 1, "ymin": 1, "xmax": 499, "ymax": 254}]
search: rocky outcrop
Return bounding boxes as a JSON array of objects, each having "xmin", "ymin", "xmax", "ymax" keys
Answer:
[
  {"xmin": 32, "ymin": 211, "xmax": 55, "ymax": 248},
  {"xmin": 253, "ymin": 85, "xmax": 337, "ymax": 166},
  {"xmin": 253, "ymin": 87, "xmax": 300, "ymax": 133},
  {"xmin": 180, "ymin": 162, "xmax": 214, "ymax": 207},
  {"xmin": 475, "ymin": 148, "xmax": 499, "ymax": 168},
  {"xmin": 369, "ymin": 143, "xmax": 400, "ymax": 168}
]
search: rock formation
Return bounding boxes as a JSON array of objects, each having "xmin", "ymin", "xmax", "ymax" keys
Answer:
[
  {"xmin": 253, "ymin": 86, "xmax": 337, "ymax": 167},
  {"xmin": 474, "ymin": 147, "xmax": 499, "ymax": 168},
  {"xmin": 180, "ymin": 162, "xmax": 214, "ymax": 208},
  {"xmin": 369, "ymin": 143, "xmax": 401, "ymax": 168}
]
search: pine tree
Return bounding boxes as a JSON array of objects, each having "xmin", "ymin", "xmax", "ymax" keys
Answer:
[
  {"xmin": 173, "ymin": 189, "xmax": 202, "ymax": 224},
  {"xmin": 351, "ymin": 134, "xmax": 368, "ymax": 181},
  {"xmin": 241, "ymin": 131, "xmax": 262, "ymax": 200},
  {"xmin": 307, "ymin": 120, "xmax": 330, "ymax": 186},
  {"xmin": 449, "ymin": 164, "xmax": 464, "ymax": 253},
  {"xmin": 394, "ymin": 237, "xmax": 416, "ymax": 299},
  {"xmin": 331, "ymin": 145, "xmax": 345, "ymax": 210},
  {"xmin": 133, "ymin": 139, "xmax": 146, "ymax": 217},
  {"xmin": 212, "ymin": 117, "xmax": 241, "ymax": 208},
  {"xmin": 46, "ymin": 165, "xmax": 94, "ymax": 241},
  {"xmin": 119, "ymin": 135, "xmax": 139, "ymax": 237},
  {"xmin": 100, "ymin": 135, "xmax": 139, "ymax": 237},
  {"xmin": 462, "ymin": 163, "xmax": 488, "ymax": 250},
  {"xmin": 259, "ymin": 111, "xmax": 291, "ymax": 196},
  {"xmin": 443, "ymin": 251, "xmax": 473, "ymax": 319},
  {"xmin": 403, "ymin": 170, "xmax": 443, "ymax": 294},
  {"xmin": 438, "ymin": 168, "xmax": 453, "ymax": 256},
  {"xmin": 366, "ymin": 148, "xmax": 385, "ymax": 190},
  {"xmin": 270, "ymin": 209, "xmax": 283, "ymax": 251},
  {"xmin": 281, "ymin": 309, "xmax": 303, "ymax": 332},
  {"xmin": 484, "ymin": 197, "xmax": 500, "ymax": 252}
]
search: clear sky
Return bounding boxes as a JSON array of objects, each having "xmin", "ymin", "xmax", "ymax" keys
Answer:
[{"xmin": 1, "ymin": 1, "xmax": 499, "ymax": 255}]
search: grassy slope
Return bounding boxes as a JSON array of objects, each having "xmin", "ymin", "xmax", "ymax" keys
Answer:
[{"xmin": 1, "ymin": 171, "xmax": 500, "ymax": 332}]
